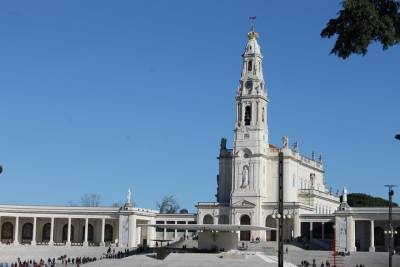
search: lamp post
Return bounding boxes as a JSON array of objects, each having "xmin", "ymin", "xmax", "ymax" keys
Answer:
[
  {"xmin": 395, "ymin": 134, "xmax": 400, "ymax": 141},
  {"xmin": 384, "ymin": 185, "xmax": 396, "ymax": 267},
  {"xmin": 278, "ymin": 151, "xmax": 284, "ymax": 267},
  {"xmin": 0, "ymin": 165, "xmax": 2, "ymax": 175}
]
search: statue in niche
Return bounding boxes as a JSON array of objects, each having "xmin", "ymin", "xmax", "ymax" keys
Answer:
[
  {"xmin": 241, "ymin": 165, "xmax": 249, "ymax": 188},
  {"xmin": 310, "ymin": 173, "xmax": 315, "ymax": 188},
  {"xmin": 220, "ymin": 138, "xmax": 227, "ymax": 150},
  {"xmin": 282, "ymin": 136, "xmax": 289, "ymax": 149},
  {"xmin": 126, "ymin": 188, "xmax": 132, "ymax": 204}
]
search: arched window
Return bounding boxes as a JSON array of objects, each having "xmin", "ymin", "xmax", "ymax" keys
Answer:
[
  {"xmin": 22, "ymin": 223, "xmax": 33, "ymax": 241},
  {"xmin": 265, "ymin": 216, "xmax": 277, "ymax": 241},
  {"xmin": 1, "ymin": 222, "xmax": 13, "ymax": 240},
  {"xmin": 42, "ymin": 223, "xmax": 51, "ymax": 241},
  {"xmin": 82, "ymin": 224, "xmax": 94, "ymax": 242},
  {"xmin": 248, "ymin": 60, "xmax": 253, "ymax": 71},
  {"xmin": 240, "ymin": 214, "xmax": 251, "ymax": 241},
  {"xmin": 218, "ymin": 215, "xmax": 229, "ymax": 225},
  {"xmin": 245, "ymin": 106, "xmax": 251, "ymax": 126},
  {"xmin": 105, "ymin": 224, "xmax": 113, "ymax": 242},
  {"xmin": 62, "ymin": 224, "xmax": 75, "ymax": 242},
  {"xmin": 203, "ymin": 214, "xmax": 214, "ymax": 224},
  {"xmin": 374, "ymin": 226, "xmax": 385, "ymax": 246},
  {"xmin": 262, "ymin": 107, "xmax": 265, "ymax": 122}
]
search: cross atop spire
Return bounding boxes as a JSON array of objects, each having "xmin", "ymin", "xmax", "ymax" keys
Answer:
[
  {"xmin": 249, "ymin": 16, "xmax": 256, "ymax": 31},
  {"xmin": 248, "ymin": 16, "xmax": 258, "ymax": 40}
]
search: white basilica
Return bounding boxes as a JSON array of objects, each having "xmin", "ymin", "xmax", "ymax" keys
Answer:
[
  {"xmin": 0, "ymin": 27, "xmax": 399, "ymax": 253},
  {"xmin": 196, "ymin": 28, "xmax": 339, "ymax": 242}
]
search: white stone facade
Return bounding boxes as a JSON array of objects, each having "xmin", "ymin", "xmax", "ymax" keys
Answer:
[{"xmin": 197, "ymin": 28, "xmax": 340, "ymax": 242}]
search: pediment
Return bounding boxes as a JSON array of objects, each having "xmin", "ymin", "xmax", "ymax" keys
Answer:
[{"xmin": 232, "ymin": 199, "xmax": 256, "ymax": 208}]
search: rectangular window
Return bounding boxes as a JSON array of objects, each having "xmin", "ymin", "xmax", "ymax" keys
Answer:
[{"xmin": 248, "ymin": 60, "xmax": 253, "ymax": 71}]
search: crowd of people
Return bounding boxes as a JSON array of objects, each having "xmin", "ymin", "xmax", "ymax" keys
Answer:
[
  {"xmin": 4, "ymin": 254, "xmax": 98, "ymax": 267},
  {"xmin": 1, "ymin": 245, "xmax": 152, "ymax": 267},
  {"xmin": 8, "ymin": 257, "xmax": 58, "ymax": 267}
]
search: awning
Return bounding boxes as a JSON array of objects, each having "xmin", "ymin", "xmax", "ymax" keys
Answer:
[{"xmin": 137, "ymin": 223, "xmax": 276, "ymax": 232}]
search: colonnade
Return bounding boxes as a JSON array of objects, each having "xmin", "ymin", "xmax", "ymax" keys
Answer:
[{"xmin": 0, "ymin": 216, "xmax": 116, "ymax": 246}]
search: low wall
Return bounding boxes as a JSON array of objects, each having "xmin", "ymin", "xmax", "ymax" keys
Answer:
[{"xmin": 198, "ymin": 232, "xmax": 238, "ymax": 251}]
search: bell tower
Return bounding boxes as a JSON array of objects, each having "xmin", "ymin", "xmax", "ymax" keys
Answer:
[{"xmin": 231, "ymin": 23, "xmax": 269, "ymax": 226}]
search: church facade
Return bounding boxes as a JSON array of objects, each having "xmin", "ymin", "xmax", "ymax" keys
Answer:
[
  {"xmin": 0, "ymin": 28, "xmax": 399, "ymax": 253},
  {"xmin": 196, "ymin": 28, "xmax": 340, "ymax": 242}
]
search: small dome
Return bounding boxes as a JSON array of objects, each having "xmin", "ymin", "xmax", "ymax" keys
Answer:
[{"xmin": 247, "ymin": 30, "xmax": 259, "ymax": 40}]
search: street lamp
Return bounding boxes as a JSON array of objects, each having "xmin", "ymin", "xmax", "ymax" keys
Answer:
[
  {"xmin": 0, "ymin": 165, "xmax": 3, "ymax": 175},
  {"xmin": 395, "ymin": 134, "xmax": 400, "ymax": 141},
  {"xmin": 384, "ymin": 185, "xmax": 396, "ymax": 267}
]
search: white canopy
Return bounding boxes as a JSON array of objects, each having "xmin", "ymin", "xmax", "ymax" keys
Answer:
[{"xmin": 138, "ymin": 223, "xmax": 276, "ymax": 232}]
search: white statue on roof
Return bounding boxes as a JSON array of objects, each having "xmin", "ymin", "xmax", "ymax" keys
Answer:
[
  {"xmin": 342, "ymin": 187, "xmax": 348, "ymax": 203},
  {"xmin": 126, "ymin": 188, "xmax": 132, "ymax": 204}
]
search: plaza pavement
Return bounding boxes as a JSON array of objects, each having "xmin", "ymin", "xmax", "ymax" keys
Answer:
[{"xmin": 1, "ymin": 245, "xmax": 399, "ymax": 266}]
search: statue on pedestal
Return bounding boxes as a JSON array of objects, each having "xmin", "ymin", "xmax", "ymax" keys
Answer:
[
  {"xmin": 282, "ymin": 136, "xmax": 289, "ymax": 149},
  {"xmin": 126, "ymin": 188, "xmax": 132, "ymax": 206}
]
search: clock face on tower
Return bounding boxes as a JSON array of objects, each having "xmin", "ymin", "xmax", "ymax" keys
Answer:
[{"xmin": 245, "ymin": 80, "xmax": 253, "ymax": 89}]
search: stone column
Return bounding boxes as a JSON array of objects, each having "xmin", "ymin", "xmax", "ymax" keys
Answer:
[
  {"xmin": 322, "ymin": 222, "xmax": 325, "ymax": 240},
  {"xmin": 49, "ymin": 217, "xmax": 54, "ymax": 246},
  {"xmin": 146, "ymin": 220, "xmax": 155, "ymax": 247},
  {"xmin": 66, "ymin": 218, "xmax": 72, "ymax": 246},
  {"xmin": 346, "ymin": 216, "xmax": 356, "ymax": 252},
  {"xmin": 310, "ymin": 222, "xmax": 313, "ymax": 240},
  {"xmin": 83, "ymin": 218, "xmax": 89, "ymax": 247},
  {"xmin": 369, "ymin": 220, "xmax": 375, "ymax": 252},
  {"xmin": 163, "ymin": 228, "xmax": 166, "ymax": 241},
  {"xmin": 32, "ymin": 217, "xmax": 37, "ymax": 245},
  {"xmin": 293, "ymin": 214, "xmax": 300, "ymax": 238},
  {"xmin": 128, "ymin": 215, "xmax": 136, "ymax": 248},
  {"xmin": 100, "ymin": 218, "xmax": 105, "ymax": 246},
  {"xmin": 14, "ymin": 217, "xmax": 19, "ymax": 245}
]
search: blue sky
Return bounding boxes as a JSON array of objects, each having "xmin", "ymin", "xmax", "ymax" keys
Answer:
[{"xmin": 0, "ymin": 1, "xmax": 399, "ymax": 211}]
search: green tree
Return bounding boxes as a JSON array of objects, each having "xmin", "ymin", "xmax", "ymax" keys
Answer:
[
  {"xmin": 157, "ymin": 195, "xmax": 180, "ymax": 214},
  {"xmin": 347, "ymin": 193, "xmax": 398, "ymax": 207},
  {"xmin": 321, "ymin": 0, "xmax": 400, "ymax": 58}
]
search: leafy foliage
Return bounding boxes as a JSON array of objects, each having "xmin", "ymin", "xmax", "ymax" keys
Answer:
[
  {"xmin": 347, "ymin": 193, "xmax": 398, "ymax": 207},
  {"xmin": 157, "ymin": 195, "xmax": 180, "ymax": 214},
  {"xmin": 321, "ymin": 0, "xmax": 400, "ymax": 58},
  {"xmin": 179, "ymin": 208, "xmax": 189, "ymax": 214}
]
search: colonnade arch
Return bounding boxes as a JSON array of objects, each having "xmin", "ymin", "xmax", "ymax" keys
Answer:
[
  {"xmin": 265, "ymin": 215, "xmax": 276, "ymax": 241},
  {"xmin": 42, "ymin": 223, "xmax": 51, "ymax": 241},
  {"xmin": 203, "ymin": 214, "xmax": 214, "ymax": 224},
  {"xmin": 240, "ymin": 214, "xmax": 251, "ymax": 241},
  {"xmin": 105, "ymin": 224, "xmax": 113, "ymax": 242},
  {"xmin": 1, "ymin": 222, "xmax": 13, "ymax": 240},
  {"xmin": 22, "ymin": 223, "xmax": 33, "ymax": 241}
]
